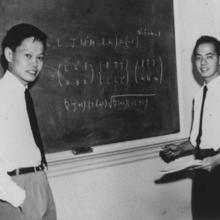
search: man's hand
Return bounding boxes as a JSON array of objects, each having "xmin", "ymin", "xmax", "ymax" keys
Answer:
[{"xmin": 193, "ymin": 153, "xmax": 220, "ymax": 172}]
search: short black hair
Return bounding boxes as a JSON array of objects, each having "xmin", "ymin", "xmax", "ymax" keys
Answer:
[
  {"xmin": 193, "ymin": 35, "xmax": 220, "ymax": 57},
  {"xmin": 1, "ymin": 23, "xmax": 48, "ymax": 71}
]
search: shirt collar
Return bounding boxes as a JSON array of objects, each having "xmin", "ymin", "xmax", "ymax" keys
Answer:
[
  {"xmin": 203, "ymin": 74, "xmax": 220, "ymax": 90},
  {"xmin": 4, "ymin": 70, "xmax": 27, "ymax": 92}
]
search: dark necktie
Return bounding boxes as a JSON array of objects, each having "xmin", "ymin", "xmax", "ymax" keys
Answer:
[
  {"xmin": 196, "ymin": 85, "xmax": 208, "ymax": 148},
  {"xmin": 25, "ymin": 89, "xmax": 47, "ymax": 167}
]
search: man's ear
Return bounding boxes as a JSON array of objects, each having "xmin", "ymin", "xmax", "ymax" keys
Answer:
[{"xmin": 4, "ymin": 47, "xmax": 13, "ymax": 62}]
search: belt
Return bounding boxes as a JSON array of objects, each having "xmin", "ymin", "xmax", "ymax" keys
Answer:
[{"xmin": 7, "ymin": 164, "xmax": 45, "ymax": 176}]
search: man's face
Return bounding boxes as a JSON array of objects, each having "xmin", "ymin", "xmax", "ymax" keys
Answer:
[
  {"xmin": 7, "ymin": 36, "xmax": 45, "ymax": 85},
  {"xmin": 195, "ymin": 42, "xmax": 220, "ymax": 84}
]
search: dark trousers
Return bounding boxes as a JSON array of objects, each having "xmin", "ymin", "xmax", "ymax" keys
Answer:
[{"xmin": 192, "ymin": 148, "xmax": 220, "ymax": 220}]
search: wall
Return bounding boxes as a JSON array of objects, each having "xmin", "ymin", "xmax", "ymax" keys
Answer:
[
  {"xmin": 48, "ymin": 145, "xmax": 192, "ymax": 220},
  {"xmin": 46, "ymin": 1, "xmax": 220, "ymax": 219}
]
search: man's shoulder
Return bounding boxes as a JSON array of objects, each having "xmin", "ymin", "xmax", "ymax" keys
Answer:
[
  {"xmin": 0, "ymin": 75, "xmax": 8, "ymax": 91},
  {"xmin": 0, "ymin": 75, "xmax": 14, "ymax": 100}
]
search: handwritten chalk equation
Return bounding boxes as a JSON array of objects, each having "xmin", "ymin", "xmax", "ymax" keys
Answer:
[
  {"xmin": 47, "ymin": 25, "xmax": 161, "ymax": 50},
  {"xmin": 64, "ymin": 94, "xmax": 156, "ymax": 113},
  {"xmin": 57, "ymin": 56, "xmax": 163, "ymax": 87}
]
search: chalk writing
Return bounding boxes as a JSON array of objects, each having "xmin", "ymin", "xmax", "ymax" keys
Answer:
[
  {"xmin": 134, "ymin": 56, "xmax": 163, "ymax": 84},
  {"xmin": 64, "ymin": 94, "xmax": 156, "ymax": 113},
  {"xmin": 98, "ymin": 60, "xmax": 129, "ymax": 85},
  {"xmin": 47, "ymin": 25, "xmax": 161, "ymax": 50},
  {"xmin": 57, "ymin": 57, "xmax": 163, "ymax": 87}
]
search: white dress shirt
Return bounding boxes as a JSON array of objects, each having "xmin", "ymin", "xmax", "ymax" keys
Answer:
[
  {"xmin": 190, "ymin": 75, "xmax": 220, "ymax": 150},
  {"xmin": 0, "ymin": 70, "xmax": 41, "ymax": 207}
]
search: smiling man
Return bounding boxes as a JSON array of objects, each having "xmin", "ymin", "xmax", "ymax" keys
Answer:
[
  {"xmin": 160, "ymin": 35, "xmax": 220, "ymax": 220},
  {"xmin": 0, "ymin": 23, "xmax": 56, "ymax": 220}
]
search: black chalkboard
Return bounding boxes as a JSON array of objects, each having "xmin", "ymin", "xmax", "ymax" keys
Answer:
[{"xmin": 0, "ymin": 0, "xmax": 179, "ymax": 153}]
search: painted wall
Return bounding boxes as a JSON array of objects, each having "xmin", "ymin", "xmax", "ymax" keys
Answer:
[
  {"xmin": 47, "ymin": 1, "xmax": 220, "ymax": 219},
  {"xmin": 49, "ymin": 154, "xmax": 192, "ymax": 220}
]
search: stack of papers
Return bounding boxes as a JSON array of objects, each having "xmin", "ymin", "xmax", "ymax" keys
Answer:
[{"xmin": 160, "ymin": 156, "xmax": 202, "ymax": 174}]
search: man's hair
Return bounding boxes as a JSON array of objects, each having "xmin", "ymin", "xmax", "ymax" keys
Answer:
[
  {"xmin": 193, "ymin": 35, "xmax": 220, "ymax": 57},
  {"xmin": 1, "ymin": 23, "xmax": 48, "ymax": 71}
]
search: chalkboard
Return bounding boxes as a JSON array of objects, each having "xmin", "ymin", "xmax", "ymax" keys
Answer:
[{"xmin": 0, "ymin": 0, "xmax": 179, "ymax": 153}]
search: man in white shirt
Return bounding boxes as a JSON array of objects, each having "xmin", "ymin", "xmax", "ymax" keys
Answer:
[
  {"xmin": 0, "ymin": 23, "xmax": 56, "ymax": 220},
  {"xmin": 160, "ymin": 35, "xmax": 220, "ymax": 219}
]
